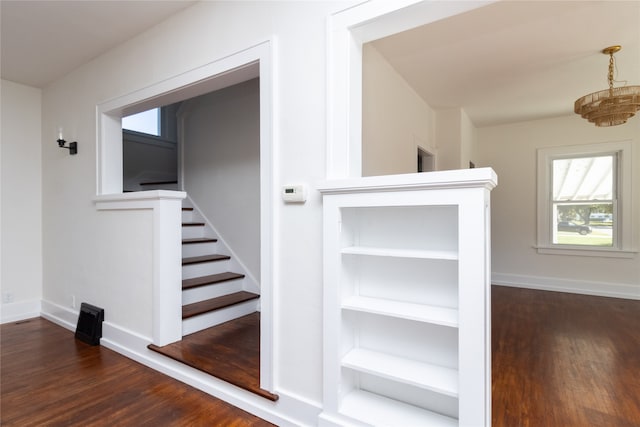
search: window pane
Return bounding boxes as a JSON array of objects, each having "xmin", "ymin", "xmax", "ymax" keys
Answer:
[
  {"xmin": 122, "ymin": 108, "xmax": 160, "ymax": 136},
  {"xmin": 552, "ymin": 156, "xmax": 613, "ymax": 201},
  {"xmin": 551, "ymin": 155, "xmax": 614, "ymax": 247},
  {"xmin": 553, "ymin": 202, "xmax": 613, "ymax": 246}
]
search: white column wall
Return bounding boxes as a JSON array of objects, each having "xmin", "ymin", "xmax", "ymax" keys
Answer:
[
  {"xmin": 362, "ymin": 44, "xmax": 436, "ymax": 176},
  {"xmin": 1, "ymin": 80, "xmax": 43, "ymax": 322}
]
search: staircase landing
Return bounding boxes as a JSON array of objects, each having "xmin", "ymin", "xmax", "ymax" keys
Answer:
[{"xmin": 148, "ymin": 313, "xmax": 277, "ymax": 401}]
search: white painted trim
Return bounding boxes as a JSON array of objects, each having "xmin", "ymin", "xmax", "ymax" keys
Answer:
[
  {"xmin": 326, "ymin": 0, "xmax": 493, "ymax": 179},
  {"xmin": 258, "ymin": 39, "xmax": 276, "ymax": 393},
  {"xmin": 536, "ymin": 140, "xmax": 635, "ymax": 256},
  {"xmin": 492, "ymin": 273, "xmax": 640, "ymax": 300},
  {"xmin": 533, "ymin": 245, "xmax": 637, "ymax": 259},
  {"xmin": 318, "ymin": 167, "xmax": 497, "ymax": 195},
  {"xmin": 0, "ymin": 299, "xmax": 41, "ymax": 324},
  {"xmin": 41, "ymin": 299, "xmax": 78, "ymax": 330},
  {"xmin": 95, "ymin": 40, "xmax": 276, "ymax": 393},
  {"xmin": 96, "ymin": 44, "xmax": 262, "ymax": 195},
  {"xmin": 94, "ymin": 189, "xmax": 186, "ymax": 205}
]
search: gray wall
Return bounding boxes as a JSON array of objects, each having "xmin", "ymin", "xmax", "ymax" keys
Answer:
[{"xmin": 182, "ymin": 78, "xmax": 260, "ymax": 280}]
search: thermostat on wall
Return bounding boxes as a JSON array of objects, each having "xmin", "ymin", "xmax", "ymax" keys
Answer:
[{"xmin": 282, "ymin": 184, "xmax": 307, "ymax": 203}]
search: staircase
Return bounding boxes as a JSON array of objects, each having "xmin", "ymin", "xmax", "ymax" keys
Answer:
[{"xmin": 180, "ymin": 200, "xmax": 260, "ymax": 336}]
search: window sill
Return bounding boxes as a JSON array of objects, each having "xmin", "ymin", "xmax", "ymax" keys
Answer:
[{"xmin": 534, "ymin": 245, "xmax": 637, "ymax": 258}]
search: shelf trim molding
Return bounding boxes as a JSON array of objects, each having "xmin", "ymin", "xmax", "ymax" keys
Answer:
[{"xmin": 318, "ymin": 167, "xmax": 497, "ymax": 195}]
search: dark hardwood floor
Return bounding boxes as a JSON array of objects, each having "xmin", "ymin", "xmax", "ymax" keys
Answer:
[
  {"xmin": 148, "ymin": 313, "xmax": 277, "ymax": 401},
  {"xmin": 492, "ymin": 285, "xmax": 640, "ymax": 427},
  {"xmin": 0, "ymin": 317, "xmax": 274, "ymax": 427},
  {"xmin": 2, "ymin": 287, "xmax": 638, "ymax": 426}
]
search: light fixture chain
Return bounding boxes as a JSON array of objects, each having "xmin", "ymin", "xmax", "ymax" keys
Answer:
[{"xmin": 608, "ymin": 52, "xmax": 615, "ymax": 90}]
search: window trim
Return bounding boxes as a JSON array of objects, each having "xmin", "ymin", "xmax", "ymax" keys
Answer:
[{"xmin": 536, "ymin": 140, "xmax": 635, "ymax": 258}]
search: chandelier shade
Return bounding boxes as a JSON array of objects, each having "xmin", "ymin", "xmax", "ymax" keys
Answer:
[{"xmin": 574, "ymin": 46, "xmax": 640, "ymax": 127}]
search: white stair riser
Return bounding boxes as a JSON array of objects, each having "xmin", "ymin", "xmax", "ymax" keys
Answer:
[
  {"xmin": 182, "ymin": 211, "xmax": 194, "ymax": 223},
  {"xmin": 182, "ymin": 242, "xmax": 219, "ymax": 258},
  {"xmin": 182, "ymin": 299, "xmax": 259, "ymax": 335},
  {"xmin": 182, "ymin": 260, "xmax": 231, "ymax": 279},
  {"xmin": 182, "ymin": 279, "xmax": 244, "ymax": 305},
  {"xmin": 181, "ymin": 226, "xmax": 205, "ymax": 239}
]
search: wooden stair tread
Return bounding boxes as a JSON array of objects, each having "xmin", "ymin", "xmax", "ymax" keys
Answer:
[
  {"xmin": 140, "ymin": 180, "xmax": 178, "ymax": 185},
  {"xmin": 183, "ymin": 272, "xmax": 245, "ymax": 290},
  {"xmin": 182, "ymin": 222, "xmax": 205, "ymax": 227},
  {"xmin": 182, "ymin": 237, "xmax": 218, "ymax": 244},
  {"xmin": 182, "ymin": 254, "xmax": 230, "ymax": 265},
  {"xmin": 182, "ymin": 291, "xmax": 259, "ymax": 319},
  {"xmin": 182, "ymin": 207, "xmax": 194, "ymax": 211}
]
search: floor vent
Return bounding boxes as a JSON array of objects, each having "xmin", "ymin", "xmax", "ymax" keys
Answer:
[{"xmin": 75, "ymin": 303, "xmax": 104, "ymax": 345}]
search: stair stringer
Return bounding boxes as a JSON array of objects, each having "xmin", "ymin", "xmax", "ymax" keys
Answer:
[{"xmin": 184, "ymin": 195, "xmax": 261, "ymax": 297}]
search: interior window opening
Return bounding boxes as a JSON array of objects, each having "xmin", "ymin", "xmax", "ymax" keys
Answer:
[{"xmin": 123, "ymin": 108, "xmax": 160, "ymax": 136}]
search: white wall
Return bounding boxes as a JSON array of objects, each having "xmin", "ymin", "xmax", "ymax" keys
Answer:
[
  {"xmin": 39, "ymin": 0, "xmax": 356, "ymax": 413},
  {"xmin": 183, "ymin": 78, "xmax": 260, "ymax": 280},
  {"xmin": 1, "ymin": 80, "xmax": 43, "ymax": 322},
  {"xmin": 361, "ymin": 45, "xmax": 479, "ymax": 175},
  {"xmin": 460, "ymin": 108, "xmax": 476, "ymax": 168},
  {"xmin": 362, "ymin": 44, "xmax": 436, "ymax": 176},
  {"xmin": 434, "ymin": 107, "xmax": 477, "ymax": 170},
  {"xmin": 434, "ymin": 108, "xmax": 462, "ymax": 171},
  {"xmin": 477, "ymin": 114, "xmax": 640, "ymax": 297}
]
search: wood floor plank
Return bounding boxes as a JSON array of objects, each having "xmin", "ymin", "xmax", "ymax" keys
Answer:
[
  {"xmin": 492, "ymin": 286, "xmax": 640, "ymax": 427},
  {"xmin": 0, "ymin": 318, "xmax": 275, "ymax": 427},
  {"xmin": 149, "ymin": 313, "xmax": 277, "ymax": 401}
]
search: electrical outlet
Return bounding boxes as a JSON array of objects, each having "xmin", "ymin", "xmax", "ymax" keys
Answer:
[{"xmin": 2, "ymin": 292, "xmax": 14, "ymax": 304}]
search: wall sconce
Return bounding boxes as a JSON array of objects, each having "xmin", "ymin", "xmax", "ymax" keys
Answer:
[{"xmin": 57, "ymin": 128, "xmax": 77, "ymax": 155}]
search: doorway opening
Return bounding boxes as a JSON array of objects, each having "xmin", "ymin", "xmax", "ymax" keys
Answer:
[
  {"xmin": 417, "ymin": 147, "xmax": 435, "ymax": 173},
  {"xmin": 96, "ymin": 41, "xmax": 274, "ymax": 393}
]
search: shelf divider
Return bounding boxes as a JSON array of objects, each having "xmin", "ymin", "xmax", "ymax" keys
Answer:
[
  {"xmin": 342, "ymin": 348, "xmax": 459, "ymax": 397},
  {"xmin": 341, "ymin": 246, "xmax": 458, "ymax": 260},
  {"xmin": 340, "ymin": 389, "xmax": 458, "ymax": 427},
  {"xmin": 342, "ymin": 295, "xmax": 458, "ymax": 327}
]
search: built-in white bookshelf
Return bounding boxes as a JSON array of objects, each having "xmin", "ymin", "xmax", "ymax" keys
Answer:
[{"xmin": 318, "ymin": 169, "xmax": 497, "ymax": 427}]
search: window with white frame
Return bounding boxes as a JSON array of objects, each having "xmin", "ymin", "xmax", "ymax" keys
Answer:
[{"xmin": 537, "ymin": 141, "xmax": 634, "ymax": 257}]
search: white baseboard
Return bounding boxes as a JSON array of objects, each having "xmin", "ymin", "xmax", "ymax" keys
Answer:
[
  {"xmin": 39, "ymin": 299, "xmax": 321, "ymax": 426},
  {"xmin": 0, "ymin": 299, "xmax": 41, "ymax": 324},
  {"xmin": 492, "ymin": 273, "xmax": 640, "ymax": 300},
  {"xmin": 40, "ymin": 299, "xmax": 78, "ymax": 330}
]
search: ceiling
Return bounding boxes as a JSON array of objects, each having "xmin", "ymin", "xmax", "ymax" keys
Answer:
[
  {"xmin": 1, "ymin": 1, "xmax": 639, "ymax": 127},
  {"xmin": 1, "ymin": 0, "xmax": 196, "ymax": 88},
  {"xmin": 371, "ymin": 1, "xmax": 640, "ymax": 127}
]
